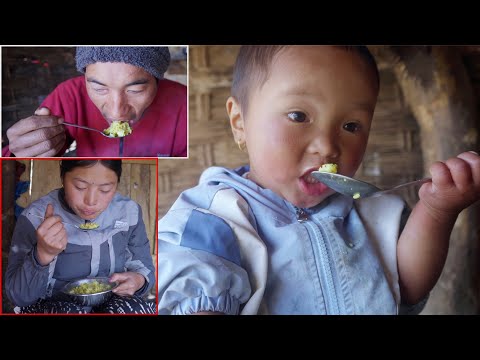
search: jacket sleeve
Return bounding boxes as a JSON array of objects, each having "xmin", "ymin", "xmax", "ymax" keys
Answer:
[
  {"xmin": 2, "ymin": 145, "xmax": 12, "ymax": 157},
  {"xmin": 125, "ymin": 204, "xmax": 156, "ymax": 297},
  {"xmin": 157, "ymin": 186, "xmax": 268, "ymax": 315},
  {"xmin": 5, "ymin": 215, "xmax": 50, "ymax": 307},
  {"xmin": 396, "ymin": 205, "xmax": 429, "ymax": 315},
  {"xmin": 357, "ymin": 197, "xmax": 428, "ymax": 315}
]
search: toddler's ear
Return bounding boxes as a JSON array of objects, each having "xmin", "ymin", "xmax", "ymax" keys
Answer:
[{"xmin": 226, "ymin": 96, "xmax": 245, "ymax": 142}]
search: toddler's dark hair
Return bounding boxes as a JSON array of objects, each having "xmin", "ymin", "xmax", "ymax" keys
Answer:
[
  {"xmin": 231, "ymin": 45, "xmax": 379, "ymax": 115},
  {"xmin": 60, "ymin": 160, "xmax": 122, "ymax": 182}
]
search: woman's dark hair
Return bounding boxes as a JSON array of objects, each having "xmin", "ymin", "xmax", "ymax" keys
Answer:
[{"xmin": 60, "ymin": 160, "xmax": 122, "ymax": 181}]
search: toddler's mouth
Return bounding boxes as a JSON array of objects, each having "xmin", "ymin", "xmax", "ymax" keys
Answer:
[
  {"xmin": 298, "ymin": 170, "xmax": 330, "ymax": 196},
  {"xmin": 302, "ymin": 173, "xmax": 322, "ymax": 184}
]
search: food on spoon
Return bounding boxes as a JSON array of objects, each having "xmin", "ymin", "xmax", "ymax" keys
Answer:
[
  {"xmin": 79, "ymin": 222, "xmax": 99, "ymax": 230},
  {"xmin": 352, "ymin": 192, "xmax": 361, "ymax": 199},
  {"xmin": 69, "ymin": 280, "xmax": 112, "ymax": 295},
  {"xmin": 103, "ymin": 121, "xmax": 132, "ymax": 137},
  {"xmin": 318, "ymin": 163, "xmax": 338, "ymax": 174}
]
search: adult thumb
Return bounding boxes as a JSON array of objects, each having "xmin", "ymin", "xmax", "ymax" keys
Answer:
[
  {"xmin": 44, "ymin": 203, "xmax": 54, "ymax": 218},
  {"xmin": 34, "ymin": 107, "xmax": 51, "ymax": 116}
]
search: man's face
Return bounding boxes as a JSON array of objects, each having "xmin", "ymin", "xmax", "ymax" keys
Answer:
[{"xmin": 85, "ymin": 62, "xmax": 158, "ymax": 126}]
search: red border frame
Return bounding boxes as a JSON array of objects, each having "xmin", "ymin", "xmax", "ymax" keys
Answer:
[{"xmin": 1, "ymin": 157, "xmax": 158, "ymax": 316}]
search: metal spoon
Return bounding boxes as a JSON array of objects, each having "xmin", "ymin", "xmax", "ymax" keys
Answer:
[
  {"xmin": 27, "ymin": 213, "xmax": 100, "ymax": 231},
  {"xmin": 63, "ymin": 122, "xmax": 130, "ymax": 139},
  {"xmin": 310, "ymin": 171, "xmax": 431, "ymax": 199}
]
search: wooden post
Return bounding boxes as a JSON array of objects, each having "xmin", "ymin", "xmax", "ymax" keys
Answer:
[
  {"xmin": 2, "ymin": 160, "xmax": 16, "ymax": 253},
  {"xmin": 378, "ymin": 46, "xmax": 480, "ymax": 314}
]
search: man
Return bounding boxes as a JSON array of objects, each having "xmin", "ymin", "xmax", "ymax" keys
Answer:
[{"xmin": 3, "ymin": 46, "xmax": 187, "ymax": 157}]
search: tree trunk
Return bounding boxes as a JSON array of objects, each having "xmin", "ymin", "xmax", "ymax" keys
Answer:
[{"xmin": 380, "ymin": 46, "xmax": 480, "ymax": 314}]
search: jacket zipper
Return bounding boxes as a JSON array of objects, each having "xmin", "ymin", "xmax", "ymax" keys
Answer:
[{"xmin": 295, "ymin": 207, "xmax": 341, "ymax": 314}]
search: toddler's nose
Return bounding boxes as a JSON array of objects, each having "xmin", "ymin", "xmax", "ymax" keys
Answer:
[{"xmin": 307, "ymin": 131, "xmax": 340, "ymax": 159}]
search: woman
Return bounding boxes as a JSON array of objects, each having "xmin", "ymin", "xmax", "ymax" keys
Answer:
[{"xmin": 5, "ymin": 159, "xmax": 156, "ymax": 314}]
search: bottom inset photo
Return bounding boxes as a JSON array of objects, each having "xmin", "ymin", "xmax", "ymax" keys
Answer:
[{"xmin": 1, "ymin": 158, "xmax": 157, "ymax": 315}]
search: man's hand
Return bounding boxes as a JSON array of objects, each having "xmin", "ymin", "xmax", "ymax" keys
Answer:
[
  {"xmin": 7, "ymin": 107, "xmax": 66, "ymax": 157},
  {"xmin": 35, "ymin": 204, "xmax": 68, "ymax": 266},
  {"xmin": 110, "ymin": 272, "xmax": 146, "ymax": 296}
]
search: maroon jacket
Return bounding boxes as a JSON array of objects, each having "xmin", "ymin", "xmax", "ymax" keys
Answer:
[{"xmin": 3, "ymin": 76, "xmax": 187, "ymax": 157}]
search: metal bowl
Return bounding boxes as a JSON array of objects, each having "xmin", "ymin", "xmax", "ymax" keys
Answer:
[{"xmin": 61, "ymin": 277, "xmax": 118, "ymax": 307}]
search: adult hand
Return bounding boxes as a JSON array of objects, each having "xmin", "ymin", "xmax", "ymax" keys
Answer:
[
  {"xmin": 6, "ymin": 107, "xmax": 66, "ymax": 157},
  {"xmin": 419, "ymin": 151, "xmax": 480, "ymax": 220},
  {"xmin": 110, "ymin": 272, "xmax": 146, "ymax": 296},
  {"xmin": 35, "ymin": 204, "xmax": 68, "ymax": 266}
]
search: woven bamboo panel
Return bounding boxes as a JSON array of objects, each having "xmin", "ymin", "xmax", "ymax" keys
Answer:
[
  {"xmin": 158, "ymin": 45, "xmax": 425, "ymax": 218},
  {"xmin": 362, "ymin": 48, "xmax": 424, "ymax": 208},
  {"xmin": 158, "ymin": 46, "xmax": 248, "ymax": 218}
]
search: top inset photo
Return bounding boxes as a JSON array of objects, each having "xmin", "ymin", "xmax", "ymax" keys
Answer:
[{"xmin": 2, "ymin": 46, "xmax": 187, "ymax": 158}]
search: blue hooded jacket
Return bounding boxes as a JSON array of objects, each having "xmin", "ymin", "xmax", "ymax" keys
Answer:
[{"xmin": 158, "ymin": 166, "xmax": 424, "ymax": 315}]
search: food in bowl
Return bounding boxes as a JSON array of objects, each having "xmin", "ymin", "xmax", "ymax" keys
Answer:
[
  {"xmin": 61, "ymin": 277, "xmax": 118, "ymax": 307},
  {"xmin": 318, "ymin": 163, "xmax": 338, "ymax": 174},
  {"xmin": 69, "ymin": 280, "xmax": 112, "ymax": 295},
  {"xmin": 103, "ymin": 121, "xmax": 132, "ymax": 137},
  {"xmin": 79, "ymin": 222, "xmax": 99, "ymax": 230}
]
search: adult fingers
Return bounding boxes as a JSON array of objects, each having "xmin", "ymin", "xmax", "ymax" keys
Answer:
[
  {"xmin": 112, "ymin": 282, "xmax": 135, "ymax": 296},
  {"xmin": 36, "ymin": 132, "xmax": 68, "ymax": 157},
  {"xmin": 51, "ymin": 228, "xmax": 68, "ymax": 250},
  {"xmin": 48, "ymin": 220, "xmax": 66, "ymax": 238},
  {"xmin": 109, "ymin": 273, "xmax": 129, "ymax": 283},
  {"xmin": 38, "ymin": 215, "xmax": 63, "ymax": 233},
  {"xmin": 7, "ymin": 115, "xmax": 63, "ymax": 138},
  {"xmin": 10, "ymin": 123, "xmax": 65, "ymax": 149},
  {"xmin": 12, "ymin": 131, "xmax": 66, "ymax": 157}
]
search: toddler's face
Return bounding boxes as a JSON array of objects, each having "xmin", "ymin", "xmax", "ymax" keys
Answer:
[{"xmin": 241, "ymin": 46, "xmax": 378, "ymax": 208}]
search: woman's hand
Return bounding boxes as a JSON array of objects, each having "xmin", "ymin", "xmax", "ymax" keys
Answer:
[
  {"xmin": 35, "ymin": 204, "xmax": 67, "ymax": 266},
  {"xmin": 419, "ymin": 151, "xmax": 480, "ymax": 221},
  {"xmin": 110, "ymin": 272, "xmax": 146, "ymax": 296}
]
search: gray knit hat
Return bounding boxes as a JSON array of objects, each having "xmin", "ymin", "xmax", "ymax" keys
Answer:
[{"xmin": 76, "ymin": 46, "xmax": 171, "ymax": 80}]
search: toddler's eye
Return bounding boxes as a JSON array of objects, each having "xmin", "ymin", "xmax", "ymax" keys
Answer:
[
  {"xmin": 287, "ymin": 111, "xmax": 308, "ymax": 123},
  {"xmin": 343, "ymin": 122, "xmax": 361, "ymax": 133}
]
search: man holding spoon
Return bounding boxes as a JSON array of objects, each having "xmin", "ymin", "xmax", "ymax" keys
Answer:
[{"xmin": 3, "ymin": 46, "xmax": 187, "ymax": 157}]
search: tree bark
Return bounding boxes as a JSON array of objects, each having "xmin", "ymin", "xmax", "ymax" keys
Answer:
[{"xmin": 378, "ymin": 46, "xmax": 480, "ymax": 314}]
